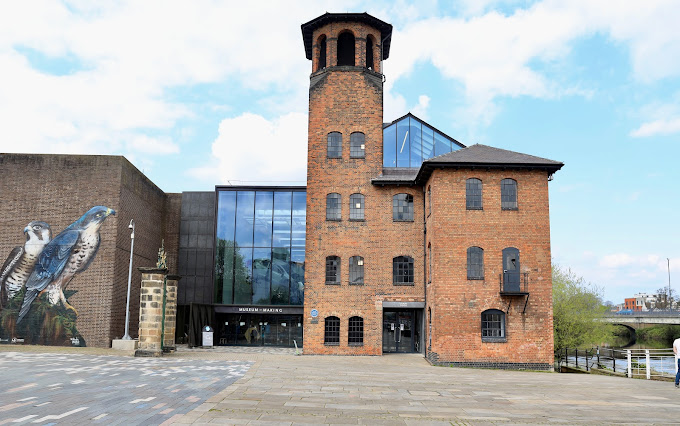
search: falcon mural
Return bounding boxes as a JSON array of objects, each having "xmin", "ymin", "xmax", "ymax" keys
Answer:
[
  {"xmin": 0, "ymin": 221, "xmax": 52, "ymax": 308},
  {"xmin": 16, "ymin": 206, "xmax": 116, "ymax": 324}
]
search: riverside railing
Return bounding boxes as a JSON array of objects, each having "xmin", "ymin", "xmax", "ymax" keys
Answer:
[{"xmin": 557, "ymin": 347, "xmax": 676, "ymax": 379}]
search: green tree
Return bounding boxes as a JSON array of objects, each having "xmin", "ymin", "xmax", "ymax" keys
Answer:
[{"xmin": 552, "ymin": 264, "xmax": 613, "ymax": 351}]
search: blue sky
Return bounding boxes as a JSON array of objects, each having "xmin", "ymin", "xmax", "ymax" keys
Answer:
[{"xmin": 1, "ymin": 0, "xmax": 678, "ymax": 304}]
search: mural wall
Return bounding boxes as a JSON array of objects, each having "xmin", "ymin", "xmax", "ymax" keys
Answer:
[{"xmin": 0, "ymin": 206, "xmax": 115, "ymax": 346}]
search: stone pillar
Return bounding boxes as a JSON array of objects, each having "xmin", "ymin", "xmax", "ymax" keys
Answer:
[
  {"xmin": 135, "ymin": 267, "xmax": 167, "ymax": 357},
  {"xmin": 162, "ymin": 274, "xmax": 180, "ymax": 353}
]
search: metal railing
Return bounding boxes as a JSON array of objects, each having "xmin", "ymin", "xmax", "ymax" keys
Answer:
[
  {"xmin": 498, "ymin": 272, "xmax": 529, "ymax": 294},
  {"xmin": 557, "ymin": 347, "xmax": 677, "ymax": 380}
]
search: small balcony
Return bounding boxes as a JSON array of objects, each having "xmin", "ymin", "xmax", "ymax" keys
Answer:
[{"xmin": 499, "ymin": 272, "xmax": 529, "ymax": 296}]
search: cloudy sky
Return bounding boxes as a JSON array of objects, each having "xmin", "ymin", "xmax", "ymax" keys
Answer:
[{"xmin": 2, "ymin": 0, "xmax": 678, "ymax": 304}]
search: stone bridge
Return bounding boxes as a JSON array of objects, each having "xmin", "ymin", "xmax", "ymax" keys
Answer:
[{"xmin": 602, "ymin": 311, "xmax": 680, "ymax": 331}]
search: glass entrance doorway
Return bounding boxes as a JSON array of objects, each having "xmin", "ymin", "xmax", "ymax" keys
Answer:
[
  {"xmin": 382, "ymin": 310, "xmax": 421, "ymax": 353},
  {"xmin": 215, "ymin": 313, "xmax": 303, "ymax": 347}
]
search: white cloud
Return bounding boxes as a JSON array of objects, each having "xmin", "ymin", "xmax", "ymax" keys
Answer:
[
  {"xmin": 202, "ymin": 112, "xmax": 308, "ymax": 185},
  {"xmin": 600, "ymin": 253, "xmax": 636, "ymax": 269},
  {"xmin": 411, "ymin": 95, "xmax": 430, "ymax": 119},
  {"xmin": 0, "ymin": 0, "xmax": 349, "ymax": 162},
  {"xmin": 385, "ymin": 0, "xmax": 680, "ymax": 125},
  {"xmin": 630, "ymin": 117, "xmax": 680, "ymax": 137}
]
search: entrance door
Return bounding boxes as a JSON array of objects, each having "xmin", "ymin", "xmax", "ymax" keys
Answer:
[
  {"xmin": 502, "ymin": 247, "xmax": 520, "ymax": 292},
  {"xmin": 382, "ymin": 310, "xmax": 415, "ymax": 353}
]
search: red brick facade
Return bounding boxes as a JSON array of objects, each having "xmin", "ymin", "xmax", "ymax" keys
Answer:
[
  {"xmin": 302, "ymin": 13, "xmax": 556, "ymax": 369},
  {"xmin": 303, "ymin": 18, "xmax": 424, "ymax": 355},
  {"xmin": 425, "ymin": 169, "xmax": 554, "ymax": 367}
]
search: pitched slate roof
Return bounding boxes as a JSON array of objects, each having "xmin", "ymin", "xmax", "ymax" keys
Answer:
[{"xmin": 414, "ymin": 144, "xmax": 563, "ymax": 185}]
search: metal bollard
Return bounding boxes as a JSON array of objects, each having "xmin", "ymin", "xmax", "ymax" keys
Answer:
[{"xmin": 645, "ymin": 350, "xmax": 650, "ymax": 380}]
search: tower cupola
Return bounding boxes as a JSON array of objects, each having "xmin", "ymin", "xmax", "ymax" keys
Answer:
[{"xmin": 301, "ymin": 12, "xmax": 392, "ymax": 73}]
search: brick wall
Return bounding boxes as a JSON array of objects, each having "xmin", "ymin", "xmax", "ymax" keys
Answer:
[
  {"xmin": 425, "ymin": 168, "xmax": 554, "ymax": 366},
  {"xmin": 0, "ymin": 154, "xmax": 121, "ymax": 347},
  {"xmin": 304, "ymin": 20, "xmax": 424, "ymax": 355},
  {"xmin": 109, "ymin": 158, "xmax": 168, "ymax": 343},
  {"xmin": 0, "ymin": 154, "xmax": 171, "ymax": 348}
]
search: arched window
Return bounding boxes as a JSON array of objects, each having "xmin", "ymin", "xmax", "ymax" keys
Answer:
[
  {"xmin": 467, "ymin": 247, "xmax": 484, "ymax": 279},
  {"xmin": 318, "ymin": 35, "xmax": 327, "ymax": 70},
  {"xmin": 325, "ymin": 256, "xmax": 340, "ymax": 284},
  {"xmin": 393, "ymin": 193, "xmax": 414, "ymax": 221},
  {"xmin": 349, "ymin": 193, "xmax": 364, "ymax": 220},
  {"xmin": 466, "ymin": 178, "xmax": 483, "ymax": 210},
  {"xmin": 326, "ymin": 193, "xmax": 341, "ymax": 220},
  {"xmin": 325, "ymin": 316, "xmax": 340, "ymax": 345},
  {"xmin": 350, "ymin": 132, "xmax": 365, "ymax": 158},
  {"xmin": 481, "ymin": 309, "xmax": 505, "ymax": 341},
  {"xmin": 337, "ymin": 31, "xmax": 355, "ymax": 66},
  {"xmin": 366, "ymin": 35, "xmax": 375, "ymax": 70},
  {"xmin": 327, "ymin": 132, "xmax": 342, "ymax": 158},
  {"xmin": 501, "ymin": 178, "xmax": 518, "ymax": 210},
  {"xmin": 349, "ymin": 256, "xmax": 364, "ymax": 285},
  {"xmin": 348, "ymin": 316, "xmax": 364, "ymax": 345},
  {"xmin": 393, "ymin": 256, "xmax": 414, "ymax": 284}
]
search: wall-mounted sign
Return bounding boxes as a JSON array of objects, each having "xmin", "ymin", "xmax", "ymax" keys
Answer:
[
  {"xmin": 215, "ymin": 306, "xmax": 304, "ymax": 315},
  {"xmin": 310, "ymin": 309, "xmax": 319, "ymax": 318}
]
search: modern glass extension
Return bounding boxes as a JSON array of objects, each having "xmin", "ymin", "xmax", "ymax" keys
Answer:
[
  {"xmin": 214, "ymin": 188, "xmax": 306, "ymax": 306},
  {"xmin": 213, "ymin": 187, "xmax": 306, "ymax": 347},
  {"xmin": 383, "ymin": 113, "xmax": 464, "ymax": 168}
]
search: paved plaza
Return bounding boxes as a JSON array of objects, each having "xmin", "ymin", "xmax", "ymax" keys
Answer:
[{"xmin": 2, "ymin": 346, "xmax": 680, "ymax": 425}]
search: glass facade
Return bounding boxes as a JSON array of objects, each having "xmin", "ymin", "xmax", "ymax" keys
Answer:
[
  {"xmin": 215, "ymin": 188, "xmax": 306, "ymax": 306},
  {"xmin": 383, "ymin": 115, "xmax": 462, "ymax": 168}
]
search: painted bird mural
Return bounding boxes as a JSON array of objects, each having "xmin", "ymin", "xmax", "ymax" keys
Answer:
[
  {"xmin": 0, "ymin": 221, "xmax": 52, "ymax": 308},
  {"xmin": 16, "ymin": 206, "xmax": 116, "ymax": 324}
]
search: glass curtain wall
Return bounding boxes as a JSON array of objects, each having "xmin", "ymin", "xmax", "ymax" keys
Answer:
[
  {"xmin": 215, "ymin": 189, "xmax": 306, "ymax": 306},
  {"xmin": 383, "ymin": 115, "xmax": 462, "ymax": 168}
]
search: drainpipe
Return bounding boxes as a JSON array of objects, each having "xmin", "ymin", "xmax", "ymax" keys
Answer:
[{"xmin": 422, "ymin": 185, "xmax": 427, "ymax": 357}]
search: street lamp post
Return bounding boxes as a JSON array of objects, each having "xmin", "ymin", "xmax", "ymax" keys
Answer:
[
  {"xmin": 122, "ymin": 219, "xmax": 135, "ymax": 340},
  {"xmin": 668, "ymin": 258, "xmax": 672, "ymax": 311}
]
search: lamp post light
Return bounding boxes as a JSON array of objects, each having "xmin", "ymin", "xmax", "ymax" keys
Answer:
[
  {"xmin": 122, "ymin": 219, "xmax": 135, "ymax": 340},
  {"xmin": 668, "ymin": 258, "xmax": 672, "ymax": 311}
]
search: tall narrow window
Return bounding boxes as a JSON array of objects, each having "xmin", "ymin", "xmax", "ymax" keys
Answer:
[
  {"xmin": 501, "ymin": 178, "xmax": 518, "ymax": 210},
  {"xmin": 349, "ymin": 193, "xmax": 365, "ymax": 220},
  {"xmin": 318, "ymin": 35, "xmax": 327, "ymax": 70},
  {"xmin": 327, "ymin": 132, "xmax": 342, "ymax": 158},
  {"xmin": 393, "ymin": 256, "xmax": 414, "ymax": 285},
  {"xmin": 482, "ymin": 309, "xmax": 505, "ymax": 341},
  {"xmin": 428, "ymin": 243, "xmax": 432, "ymax": 283},
  {"xmin": 350, "ymin": 132, "xmax": 365, "ymax": 158},
  {"xmin": 427, "ymin": 186, "xmax": 432, "ymax": 216},
  {"xmin": 337, "ymin": 32, "xmax": 355, "ymax": 66},
  {"xmin": 366, "ymin": 36, "xmax": 374, "ymax": 70},
  {"xmin": 348, "ymin": 316, "xmax": 364, "ymax": 345},
  {"xmin": 467, "ymin": 246, "xmax": 484, "ymax": 280},
  {"xmin": 393, "ymin": 193, "xmax": 414, "ymax": 221},
  {"xmin": 325, "ymin": 316, "xmax": 340, "ymax": 345},
  {"xmin": 466, "ymin": 178, "xmax": 483, "ymax": 210},
  {"xmin": 349, "ymin": 256, "xmax": 364, "ymax": 285},
  {"xmin": 325, "ymin": 256, "xmax": 340, "ymax": 284},
  {"xmin": 326, "ymin": 193, "xmax": 341, "ymax": 220}
]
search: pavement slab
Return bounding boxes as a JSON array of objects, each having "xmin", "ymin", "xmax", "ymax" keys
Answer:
[{"xmin": 3, "ymin": 345, "xmax": 680, "ymax": 424}]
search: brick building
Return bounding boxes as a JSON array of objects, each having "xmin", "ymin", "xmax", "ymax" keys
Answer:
[{"xmin": 0, "ymin": 12, "xmax": 562, "ymax": 369}]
